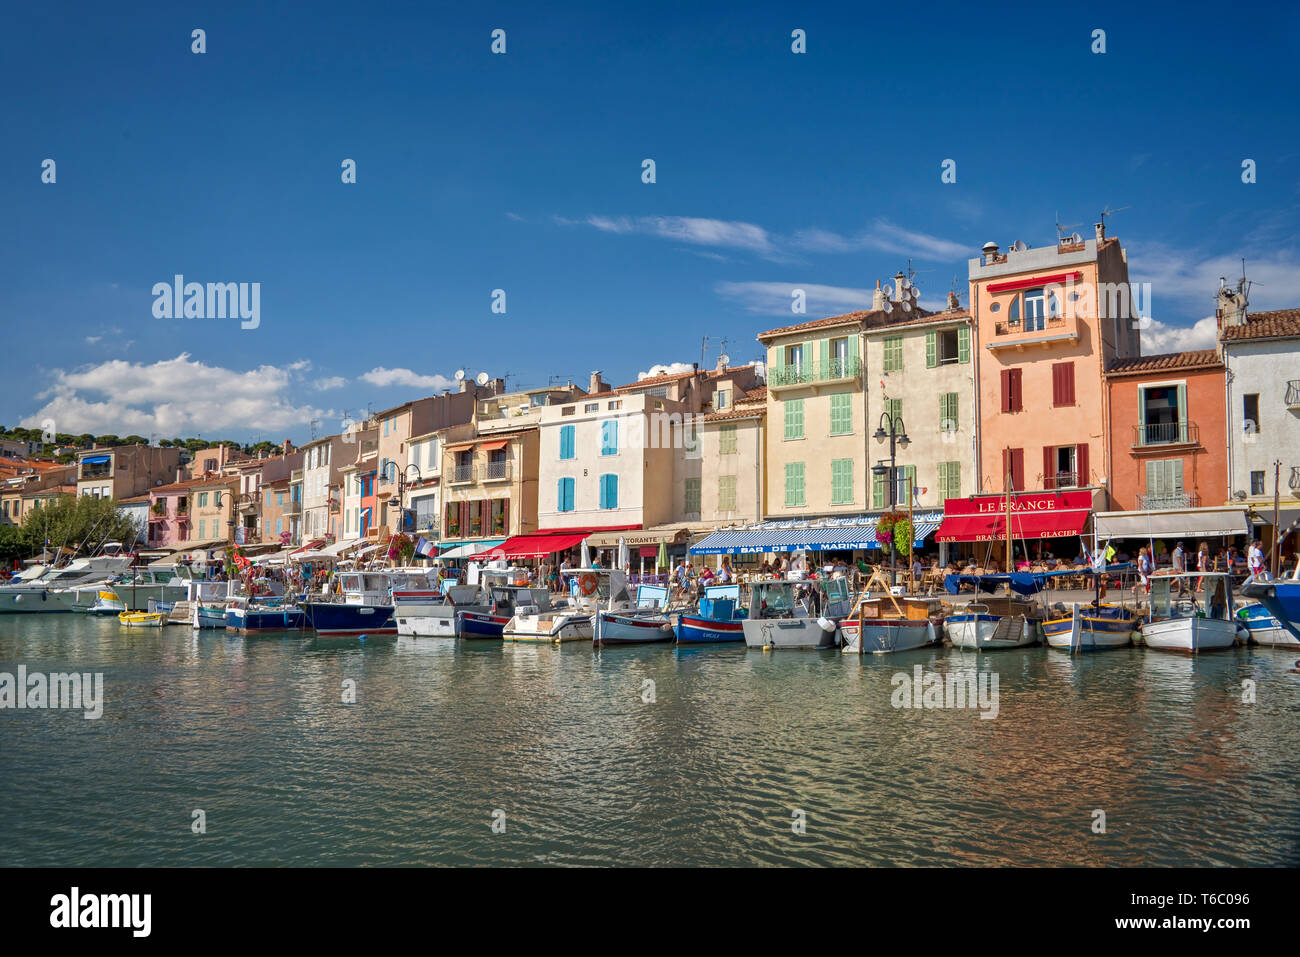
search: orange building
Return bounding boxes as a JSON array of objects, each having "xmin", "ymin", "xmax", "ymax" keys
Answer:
[
  {"xmin": 969, "ymin": 224, "xmax": 1141, "ymax": 494},
  {"xmin": 1104, "ymin": 351, "xmax": 1228, "ymax": 512}
]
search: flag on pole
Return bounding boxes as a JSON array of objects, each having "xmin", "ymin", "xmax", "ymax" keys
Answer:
[{"xmin": 415, "ymin": 536, "xmax": 436, "ymax": 557}]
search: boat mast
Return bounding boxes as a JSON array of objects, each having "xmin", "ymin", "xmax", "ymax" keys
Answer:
[{"xmin": 1004, "ymin": 447, "xmax": 1012, "ymax": 575}]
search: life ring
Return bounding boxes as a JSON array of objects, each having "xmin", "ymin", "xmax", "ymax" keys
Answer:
[{"xmin": 578, "ymin": 574, "xmax": 598, "ymax": 597}]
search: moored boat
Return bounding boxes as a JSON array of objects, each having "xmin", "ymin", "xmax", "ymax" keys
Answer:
[
  {"xmin": 86, "ymin": 589, "xmax": 126, "ymax": 616},
  {"xmin": 505, "ymin": 568, "xmax": 629, "ymax": 643},
  {"xmin": 301, "ymin": 570, "xmax": 398, "ymax": 636},
  {"xmin": 118, "ymin": 610, "xmax": 165, "ymax": 628},
  {"xmin": 225, "ymin": 601, "xmax": 307, "ymax": 633},
  {"xmin": 741, "ymin": 577, "xmax": 850, "ymax": 650},
  {"xmin": 1043, "ymin": 603, "xmax": 1141, "ymax": 652},
  {"xmin": 945, "ymin": 597, "xmax": 1040, "ymax": 650},
  {"xmin": 841, "ymin": 596, "xmax": 942, "ymax": 654},
  {"xmin": 675, "ymin": 584, "xmax": 747, "ymax": 643},
  {"xmin": 594, "ymin": 585, "xmax": 673, "ymax": 645},
  {"xmin": 1241, "ymin": 563, "xmax": 1300, "ymax": 645},
  {"xmin": 1138, "ymin": 572, "xmax": 1239, "ymax": 653},
  {"xmin": 1236, "ymin": 602, "xmax": 1298, "ymax": 647}
]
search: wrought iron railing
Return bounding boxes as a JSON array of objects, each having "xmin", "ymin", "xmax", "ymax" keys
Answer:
[
  {"xmin": 483, "ymin": 460, "xmax": 511, "ymax": 481},
  {"xmin": 451, "ymin": 464, "xmax": 474, "ymax": 484},
  {"xmin": 768, "ymin": 357, "xmax": 860, "ymax": 387},
  {"xmin": 1132, "ymin": 421, "xmax": 1198, "ymax": 447},
  {"xmin": 1043, "ymin": 471, "xmax": 1078, "ymax": 490},
  {"xmin": 1137, "ymin": 491, "xmax": 1200, "ymax": 510}
]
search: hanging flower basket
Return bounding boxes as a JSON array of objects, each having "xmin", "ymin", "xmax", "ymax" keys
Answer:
[{"xmin": 875, "ymin": 511, "xmax": 912, "ymax": 558}]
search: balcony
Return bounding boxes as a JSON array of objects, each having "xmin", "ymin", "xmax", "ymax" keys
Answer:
[
  {"xmin": 1042, "ymin": 471, "xmax": 1079, "ymax": 490},
  {"xmin": 1137, "ymin": 491, "xmax": 1200, "ymax": 510},
  {"xmin": 482, "ymin": 460, "xmax": 512, "ymax": 483},
  {"xmin": 1132, "ymin": 422, "xmax": 1199, "ymax": 448},
  {"xmin": 987, "ymin": 315, "xmax": 1078, "ymax": 350},
  {"xmin": 283, "ymin": 499, "xmax": 300, "ymax": 515},
  {"xmin": 767, "ymin": 357, "xmax": 861, "ymax": 392},
  {"xmin": 450, "ymin": 464, "xmax": 474, "ymax": 485},
  {"xmin": 237, "ymin": 492, "xmax": 259, "ymax": 512},
  {"xmin": 1286, "ymin": 380, "xmax": 1300, "ymax": 409}
]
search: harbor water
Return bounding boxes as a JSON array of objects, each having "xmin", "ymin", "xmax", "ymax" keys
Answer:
[{"xmin": 1, "ymin": 615, "xmax": 1297, "ymax": 866}]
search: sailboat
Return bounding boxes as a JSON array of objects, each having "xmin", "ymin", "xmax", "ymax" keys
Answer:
[{"xmin": 1042, "ymin": 532, "xmax": 1141, "ymax": 653}]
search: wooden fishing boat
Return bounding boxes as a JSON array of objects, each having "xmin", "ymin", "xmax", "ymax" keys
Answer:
[
  {"xmin": 676, "ymin": 584, "xmax": 747, "ymax": 643},
  {"xmin": 1042, "ymin": 602, "xmax": 1141, "ymax": 652},
  {"xmin": 945, "ymin": 597, "xmax": 1039, "ymax": 650},
  {"xmin": 594, "ymin": 585, "xmax": 674, "ymax": 645},
  {"xmin": 118, "ymin": 610, "xmax": 165, "ymax": 628},
  {"xmin": 1139, "ymin": 572, "xmax": 1239, "ymax": 653},
  {"xmin": 841, "ymin": 594, "xmax": 941, "ymax": 654}
]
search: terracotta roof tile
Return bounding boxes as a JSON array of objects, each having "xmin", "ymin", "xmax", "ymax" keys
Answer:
[
  {"xmin": 1106, "ymin": 349, "xmax": 1223, "ymax": 375},
  {"xmin": 759, "ymin": 306, "xmax": 970, "ymax": 340},
  {"xmin": 758, "ymin": 311, "xmax": 878, "ymax": 340},
  {"xmin": 1220, "ymin": 308, "xmax": 1300, "ymax": 341}
]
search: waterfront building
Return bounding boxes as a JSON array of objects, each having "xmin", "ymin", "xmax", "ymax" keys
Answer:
[
  {"xmin": 146, "ymin": 477, "xmax": 205, "ymax": 548},
  {"xmin": 696, "ymin": 384, "xmax": 767, "ymax": 527},
  {"xmin": 287, "ymin": 468, "xmax": 303, "ymax": 546},
  {"xmin": 75, "ymin": 444, "xmax": 183, "ymax": 500},
  {"xmin": 968, "ymin": 225, "xmax": 1140, "ymax": 495}
]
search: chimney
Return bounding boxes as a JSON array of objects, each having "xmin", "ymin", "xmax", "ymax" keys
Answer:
[
  {"xmin": 459, "ymin": 378, "xmax": 472, "ymax": 393},
  {"xmin": 981, "ymin": 241, "xmax": 999, "ymax": 263},
  {"xmin": 282, "ymin": 439, "xmax": 292, "ymax": 454},
  {"xmin": 1094, "ymin": 222, "xmax": 1105, "ymax": 242},
  {"xmin": 1215, "ymin": 278, "xmax": 1249, "ymax": 331},
  {"xmin": 946, "ymin": 291, "xmax": 960, "ymax": 310},
  {"xmin": 493, "ymin": 378, "xmax": 506, "ymax": 395},
  {"xmin": 872, "ymin": 280, "xmax": 887, "ymax": 311},
  {"xmin": 893, "ymin": 271, "xmax": 907, "ymax": 302},
  {"xmin": 589, "ymin": 371, "xmax": 605, "ymax": 394}
]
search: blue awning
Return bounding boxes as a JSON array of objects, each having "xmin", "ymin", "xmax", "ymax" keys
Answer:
[
  {"xmin": 691, "ymin": 514, "xmax": 942, "ymax": 555},
  {"xmin": 82, "ymin": 455, "xmax": 111, "ymax": 465}
]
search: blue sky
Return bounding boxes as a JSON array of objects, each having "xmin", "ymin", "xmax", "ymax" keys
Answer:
[{"xmin": 3, "ymin": 1, "xmax": 1298, "ymax": 444}]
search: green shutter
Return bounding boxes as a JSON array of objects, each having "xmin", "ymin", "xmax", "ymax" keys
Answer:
[
  {"xmin": 819, "ymin": 338, "xmax": 830, "ymax": 379},
  {"xmin": 830, "ymin": 393, "xmax": 852, "ymax": 435},
  {"xmin": 785, "ymin": 462, "xmax": 805, "ymax": 507},
  {"xmin": 940, "ymin": 392, "xmax": 958, "ymax": 430},
  {"xmin": 958, "ymin": 326, "xmax": 970, "ymax": 363},
  {"xmin": 848, "ymin": 333, "xmax": 859, "ymax": 376},
  {"xmin": 832, "ymin": 458, "xmax": 853, "ymax": 504},
  {"xmin": 802, "ymin": 341, "xmax": 813, "ymax": 383},
  {"xmin": 885, "ymin": 398, "xmax": 902, "ymax": 424},
  {"xmin": 784, "ymin": 399, "xmax": 804, "ymax": 440},
  {"xmin": 720, "ymin": 423, "xmax": 737, "ymax": 453},
  {"xmin": 905, "ymin": 465, "xmax": 917, "ymax": 504},
  {"xmin": 872, "ymin": 469, "xmax": 885, "ymax": 509},
  {"xmin": 1176, "ymin": 383, "xmax": 1188, "ymax": 442},
  {"xmin": 925, "ymin": 331, "xmax": 937, "ymax": 368}
]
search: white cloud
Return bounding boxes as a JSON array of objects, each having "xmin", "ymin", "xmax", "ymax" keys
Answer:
[
  {"xmin": 21, "ymin": 354, "xmax": 331, "ymax": 436},
  {"xmin": 287, "ymin": 359, "xmax": 312, "ymax": 372},
  {"xmin": 85, "ymin": 335, "xmax": 102, "ymax": 345},
  {"xmin": 1139, "ymin": 316, "xmax": 1219, "ymax": 355},
  {"xmin": 715, "ymin": 281, "xmax": 874, "ymax": 315},
  {"xmin": 314, "ymin": 376, "xmax": 347, "ymax": 390},
  {"xmin": 791, "ymin": 219, "xmax": 970, "ymax": 261},
  {"xmin": 574, "ymin": 215, "xmax": 777, "ymax": 256},
  {"xmin": 638, "ymin": 361, "xmax": 695, "ymax": 380},
  {"xmin": 359, "ymin": 367, "xmax": 456, "ymax": 391},
  {"xmin": 1128, "ymin": 242, "xmax": 1300, "ymax": 314}
]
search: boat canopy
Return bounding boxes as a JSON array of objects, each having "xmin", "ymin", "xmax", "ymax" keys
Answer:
[{"xmin": 691, "ymin": 512, "xmax": 942, "ymax": 555}]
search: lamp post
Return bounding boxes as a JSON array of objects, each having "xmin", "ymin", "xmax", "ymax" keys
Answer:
[{"xmin": 872, "ymin": 410, "xmax": 910, "ymax": 584}]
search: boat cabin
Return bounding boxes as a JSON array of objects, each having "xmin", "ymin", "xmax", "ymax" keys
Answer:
[{"xmin": 1148, "ymin": 572, "xmax": 1233, "ymax": 621}]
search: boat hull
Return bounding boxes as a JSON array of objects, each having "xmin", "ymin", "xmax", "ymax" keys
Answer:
[
  {"xmin": 456, "ymin": 611, "xmax": 511, "ymax": 639},
  {"xmin": 192, "ymin": 605, "xmax": 227, "ymax": 629},
  {"xmin": 0, "ymin": 590, "xmax": 74, "ymax": 613},
  {"xmin": 1140, "ymin": 616, "xmax": 1238, "ymax": 653},
  {"xmin": 945, "ymin": 614, "xmax": 1037, "ymax": 650},
  {"xmin": 743, "ymin": 617, "xmax": 838, "ymax": 649},
  {"xmin": 396, "ymin": 611, "xmax": 458, "ymax": 638},
  {"xmin": 594, "ymin": 611, "xmax": 674, "ymax": 645},
  {"xmin": 226, "ymin": 606, "xmax": 308, "ymax": 633},
  {"xmin": 841, "ymin": 619, "xmax": 937, "ymax": 654},
  {"xmin": 1240, "ymin": 580, "xmax": 1300, "ymax": 643},
  {"xmin": 301, "ymin": 602, "xmax": 396, "ymax": 636},
  {"xmin": 1237, "ymin": 603, "xmax": 1298, "ymax": 646},
  {"xmin": 675, "ymin": 615, "xmax": 745, "ymax": 643},
  {"xmin": 504, "ymin": 612, "xmax": 593, "ymax": 642},
  {"xmin": 1043, "ymin": 608, "xmax": 1138, "ymax": 651}
]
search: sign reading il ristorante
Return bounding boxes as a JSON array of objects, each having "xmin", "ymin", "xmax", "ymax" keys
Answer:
[{"xmin": 936, "ymin": 491, "xmax": 1093, "ymax": 542}]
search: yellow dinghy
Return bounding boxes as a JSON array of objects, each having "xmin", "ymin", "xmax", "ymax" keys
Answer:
[{"xmin": 118, "ymin": 610, "xmax": 165, "ymax": 628}]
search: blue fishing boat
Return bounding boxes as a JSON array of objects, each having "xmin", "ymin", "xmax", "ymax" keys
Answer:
[
  {"xmin": 225, "ymin": 602, "xmax": 307, "ymax": 633},
  {"xmin": 300, "ymin": 570, "xmax": 397, "ymax": 637},
  {"xmin": 1236, "ymin": 596, "xmax": 1299, "ymax": 646},
  {"xmin": 1241, "ymin": 573, "xmax": 1300, "ymax": 645},
  {"xmin": 676, "ymin": 584, "xmax": 747, "ymax": 643}
]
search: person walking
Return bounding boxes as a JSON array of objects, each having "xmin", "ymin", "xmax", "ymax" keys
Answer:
[
  {"xmin": 1247, "ymin": 539, "xmax": 1268, "ymax": 583},
  {"xmin": 1195, "ymin": 542, "xmax": 1209, "ymax": 591},
  {"xmin": 1171, "ymin": 541, "xmax": 1187, "ymax": 595},
  {"xmin": 1137, "ymin": 546, "xmax": 1153, "ymax": 596}
]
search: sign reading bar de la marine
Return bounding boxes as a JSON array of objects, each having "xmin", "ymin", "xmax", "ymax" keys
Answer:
[{"xmin": 935, "ymin": 491, "xmax": 1093, "ymax": 543}]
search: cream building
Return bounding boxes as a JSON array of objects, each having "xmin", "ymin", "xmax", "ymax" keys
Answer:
[{"xmin": 696, "ymin": 384, "xmax": 767, "ymax": 526}]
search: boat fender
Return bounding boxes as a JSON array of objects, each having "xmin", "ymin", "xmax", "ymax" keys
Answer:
[
  {"xmin": 817, "ymin": 616, "xmax": 835, "ymax": 633},
  {"xmin": 660, "ymin": 622, "xmax": 673, "ymax": 632},
  {"xmin": 13, "ymin": 594, "xmax": 21, "ymax": 603}
]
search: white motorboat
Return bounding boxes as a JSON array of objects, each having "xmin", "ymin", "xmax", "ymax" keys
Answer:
[
  {"xmin": 86, "ymin": 588, "xmax": 127, "ymax": 616},
  {"xmin": 741, "ymin": 577, "xmax": 851, "ymax": 650},
  {"xmin": 394, "ymin": 566, "xmax": 516, "ymax": 638},
  {"xmin": 594, "ymin": 584, "xmax": 674, "ymax": 645},
  {"xmin": 841, "ymin": 596, "xmax": 942, "ymax": 654},
  {"xmin": 0, "ymin": 553, "xmax": 134, "ymax": 613},
  {"xmin": 505, "ymin": 568, "xmax": 631, "ymax": 643},
  {"xmin": 1139, "ymin": 572, "xmax": 1240, "ymax": 653}
]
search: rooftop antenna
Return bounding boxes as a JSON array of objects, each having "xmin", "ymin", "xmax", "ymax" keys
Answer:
[
  {"xmin": 309, "ymin": 419, "xmax": 320, "ymax": 441},
  {"xmin": 700, "ymin": 335, "xmax": 712, "ymax": 369},
  {"xmin": 1099, "ymin": 204, "xmax": 1130, "ymax": 236},
  {"xmin": 1055, "ymin": 211, "xmax": 1083, "ymax": 243}
]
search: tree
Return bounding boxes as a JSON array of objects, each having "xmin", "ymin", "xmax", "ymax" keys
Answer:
[
  {"xmin": 21, "ymin": 495, "xmax": 140, "ymax": 556},
  {"xmin": 0, "ymin": 525, "xmax": 29, "ymax": 566}
]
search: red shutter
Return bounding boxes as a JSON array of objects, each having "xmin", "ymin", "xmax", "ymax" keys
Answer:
[
  {"xmin": 1076, "ymin": 443, "xmax": 1089, "ymax": 487},
  {"xmin": 1011, "ymin": 448, "xmax": 1024, "ymax": 491},
  {"xmin": 1053, "ymin": 363, "xmax": 1075, "ymax": 406},
  {"xmin": 502, "ymin": 497, "xmax": 510, "ymax": 535},
  {"xmin": 1011, "ymin": 369, "xmax": 1023, "ymax": 412},
  {"xmin": 1063, "ymin": 363, "xmax": 1075, "ymax": 405},
  {"xmin": 1043, "ymin": 446, "xmax": 1056, "ymax": 490},
  {"xmin": 459, "ymin": 500, "xmax": 470, "ymax": 537},
  {"xmin": 1051, "ymin": 365, "xmax": 1062, "ymax": 407},
  {"xmin": 1000, "ymin": 370, "xmax": 1011, "ymax": 413}
]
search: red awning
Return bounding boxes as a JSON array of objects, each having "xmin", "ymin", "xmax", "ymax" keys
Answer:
[
  {"xmin": 468, "ymin": 532, "xmax": 589, "ymax": 560},
  {"xmin": 936, "ymin": 491, "xmax": 1092, "ymax": 543},
  {"xmin": 292, "ymin": 539, "xmax": 326, "ymax": 554},
  {"xmin": 986, "ymin": 271, "xmax": 1082, "ymax": 294},
  {"xmin": 478, "ymin": 439, "xmax": 509, "ymax": 451}
]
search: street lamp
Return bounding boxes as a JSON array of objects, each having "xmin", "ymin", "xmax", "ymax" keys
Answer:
[
  {"xmin": 383, "ymin": 461, "xmax": 424, "ymax": 538},
  {"xmin": 874, "ymin": 410, "xmax": 909, "ymax": 582}
]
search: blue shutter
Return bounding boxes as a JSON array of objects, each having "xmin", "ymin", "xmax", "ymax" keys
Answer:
[
  {"xmin": 601, "ymin": 420, "xmax": 618, "ymax": 455},
  {"xmin": 607, "ymin": 475, "xmax": 618, "ymax": 509},
  {"xmin": 598, "ymin": 475, "xmax": 607, "ymax": 510}
]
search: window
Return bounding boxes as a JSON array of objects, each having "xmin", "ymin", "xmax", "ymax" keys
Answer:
[
  {"xmin": 600, "ymin": 420, "xmax": 619, "ymax": 455},
  {"xmin": 718, "ymin": 475, "xmax": 737, "ymax": 511},
  {"xmin": 784, "ymin": 399, "xmax": 804, "ymax": 440},
  {"xmin": 930, "ymin": 329, "xmax": 960, "ymax": 365},
  {"xmin": 608, "ymin": 400, "xmax": 621, "ymax": 410},
  {"xmin": 892, "ymin": 465, "xmax": 916, "ymax": 505},
  {"xmin": 830, "ymin": 336, "xmax": 850, "ymax": 376},
  {"xmin": 784, "ymin": 462, "xmax": 805, "ymax": 507},
  {"xmin": 469, "ymin": 501, "xmax": 483, "ymax": 537},
  {"xmin": 198, "ymin": 518, "xmax": 206, "ymax": 539},
  {"xmin": 561, "ymin": 406, "xmax": 576, "ymax": 417},
  {"xmin": 939, "ymin": 393, "xmax": 959, "ymax": 431},
  {"xmin": 684, "ymin": 478, "xmax": 700, "ymax": 515},
  {"xmin": 1250, "ymin": 471, "xmax": 1265, "ymax": 495},
  {"xmin": 599, "ymin": 474, "xmax": 619, "ymax": 510},
  {"xmin": 585, "ymin": 403, "xmax": 600, "ymax": 413},
  {"xmin": 938, "ymin": 461, "xmax": 961, "ymax": 501},
  {"xmin": 1043, "ymin": 444, "xmax": 1080, "ymax": 489},
  {"xmin": 1052, "ymin": 363, "xmax": 1076, "ymax": 407},
  {"xmin": 491, "ymin": 499, "xmax": 508, "ymax": 535},
  {"xmin": 1000, "ymin": 368, "xmax": 1023, "ymax": 413},
  {"xmin": 719, "ymin": 423, "xmax": 738, "ymax": 454},
  {"xmin": 716, "ymin": 389, "xmax": 730, "ymax": 410},
  {"xmin": 785, "ymin": 344, "xmax": 804, "ymax": 370},
  {"xmin": 1138, "ymin": 384, "xmax": 1188, "ymax": 444},
  {"xmin": 444, "ymin": 501, "xmax": 462, "ymax": 536},
  {"xmin": 383, "ymin": 419, "xmax": 389, "ymax": 436},
  {"xmin": 559, "ymin": 424, "xmax": 575, "ymax": 459},
  {"xmin": 830, "ymin": 393, "xmax": 852, "ymax": 435},
  {"xmin": 1243, "ymin": 394, "xmax": 1260, "ymax": 434},
  {"xmin": 882, "ymin": 336, "xmax": 903, "ymax": 372},
  {"xmin": 1007, "ymin": 296, "xmax": 1020, "ymax": 324},
  {"xmin": 1147, "ymin": 459, "xmax": 1186, "ymax": 504},
  {"xmin": 1023, "ymin": 288, "xmax": 1048, "ymax": 331},
  {"xmin": 198, "ymin": 492, "xmax": 209, "ymax": 507},
  {"xmin": 276, "ymin": 492, "xmax": 283, "ymax": 507},
  {"xmin": 884, "ymin": 397, "xmax": 902, "ymax": 425},
  {"xmin": 831, "ymin": 458, "xmax": 853, "ymax": 505},
  {"xmin": 265, "ymin": 490, "xmax": 272, "ymax": 508},
  {"xmin": 557, "ymin": 477, "xmax": 575, "ymax": 512},
  {"xmin": 276, "ymin": 519, "xmax": 283, "ymax": 535}
]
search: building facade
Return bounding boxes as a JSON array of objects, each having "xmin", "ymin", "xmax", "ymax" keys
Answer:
[{"xmin": 76, "ymin": 445, "xmax": 183, "ymax": 500}]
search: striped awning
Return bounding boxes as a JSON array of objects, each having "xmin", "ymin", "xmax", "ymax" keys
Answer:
[{"xmin": 691, "ymin": 514, "xmax": 942, "ymax": 555}]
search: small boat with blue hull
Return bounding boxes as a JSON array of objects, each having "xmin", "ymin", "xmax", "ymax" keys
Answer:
[
  {"xmin": 1236, "ymin": 601, "xmax": 1297, "ymax": 646},
  {"xmin": 676, "ymin": 584, "xmax": 747, "ymax": 643},
  {"xmin": 1241, "ymin": 565, "xmax": 1300, "ymax": 645},
  {"xmin": 225, "ymin": 601, "xmax": 307, "ymax": 633},
  {"xmin": 301, "ymin": 570, "xmax": 399, "ymax": 636},
  {"xmin": 945, "ymin": 596, "xmax": 1040, "ymax": 650},
  {"xmin": 459, "ymin": 581, "xmax": 553, "ymax": 639},
  {"xmin": 1043, "ymin": 602, "xmax": 1141, "ymax": 651}
]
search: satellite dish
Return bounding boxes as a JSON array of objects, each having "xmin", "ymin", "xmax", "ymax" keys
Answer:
[
  {"xmin": 909, "ymin": 285, "xmax": 920, "ymax": 301},
  {"xmin": 901, "ymin": 301, "xmax": 912, "ymax": 312},
  {"xmin": 475, "ymin": 372, "xmax": 490, "ymax": 386},
  {"xmin": 1071, "ymin": 232, "xmax": 1082, "ymax": 244},
  {"xmin": 881, "ymin": 284, "xmax": 894, "ymax": 299},
  {"xmin": 718, "ymin": 354, "xmax": 730, "ymax": 366},
  {"xmin": 1012, "ymin": 240, "xmax": 1027, "ymax": 252},
  {"xmin": 454, "ymin": 369, "xmax": 466, "ymax": 381},
  {"xmin": 883, "ymin": 300, "xmax": 893, "ymax": 313}
]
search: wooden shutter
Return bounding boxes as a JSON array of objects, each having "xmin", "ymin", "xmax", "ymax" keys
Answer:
[
  {"xmin": 1176, "ymin": 384, "xmax": 1188, "ymax": 442},
  {"xmin": 872, "ymin": 468, "xmax": 885, "ymax": 509},
  {"xmin": 925, "ymin": 331, "xmax": 937, "ymax": 368},
  {"xmin": 1043, "ymin": 446, "xmax": 1056, "ymax": 489},
  {"xmin": 1012, "ymin": 448, "xmax": 1024, "ymax": 491},
  {"xmin": 958, "ymin": 326, "xmax": 970, "ymax": 363},
  {"xmin": 502, "ymin": 497, "xmax": 510, "ymax": 535},
  {"xmin": 1010, "ymin": 369, "xmax": 1023, "ymax": 412},
  {"xmin": 1000, "ymin": 370, "xmax": 1012, "ymax": 413},
  {"xmin": 1061, "ymin": 363, "xmax": 1075, "ymax": 405},
  {"xmin": 819, "ymin": 338, "xmax": 831, "ymax": 377},
  {"xmin": 1076, "ymin": 443, "xmax": 1089, "ymax": 486}
]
